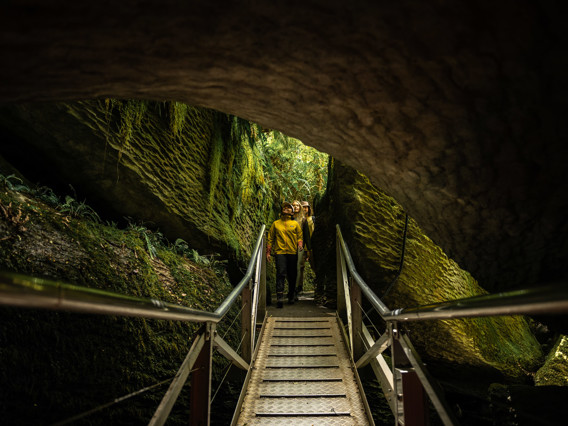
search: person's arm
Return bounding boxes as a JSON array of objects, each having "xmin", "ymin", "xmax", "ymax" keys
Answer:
[
  {"xmin": 267, "ymin": 223, "xmax": 276, "ymax": 260},
  {"xmin": 295, "ymin": 222, "xmax": 303, "ymax": 251}
]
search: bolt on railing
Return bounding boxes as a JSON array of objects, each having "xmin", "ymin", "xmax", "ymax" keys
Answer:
[
  {"xmin": 336, "ymin": 224, "xmax": 568, "ymax": 426},
  {"xmin": 0, "ymin": 225, "xmax": 267, "ymax": 426}
]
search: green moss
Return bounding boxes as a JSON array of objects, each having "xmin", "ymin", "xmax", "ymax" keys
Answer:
[
  {"xmin": 208, "ymin": 124, "xmax": 225, "ymax": 209},
  {"xmin": 535, "ymin": 335, "xmax": 568, "ymax": 386},
  {"xmin": 0, "ymin": 188, "xmax": 241, "ymax": 425},
  {"xmin": 64, "ymin": 100, "xmax": 274, "ymax": 264},
  {"xmin": 316, "ymin": 161, "xmax": 543, "ymax": 379}
]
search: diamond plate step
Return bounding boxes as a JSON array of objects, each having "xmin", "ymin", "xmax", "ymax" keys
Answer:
[{"xmin": 234, "ymin": 316, "xmax": 371, "ymax": 425}]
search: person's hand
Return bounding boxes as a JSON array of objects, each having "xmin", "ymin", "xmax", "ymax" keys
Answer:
[{"xmin": 298, "ymin": 241, "xmax": 303, "ymax": 251}]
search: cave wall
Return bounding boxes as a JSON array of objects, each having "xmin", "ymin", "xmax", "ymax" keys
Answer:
[
  {"xmin": 1, "ymin": 1, "xmax": 567, "ymax": 291},
  {"xmin": 0, "ymin": 101, "xmax": 276, "ymax": 277},
  {"xmin": 313, "ymin": 159, "xmax": 542, "ymax": 378}
]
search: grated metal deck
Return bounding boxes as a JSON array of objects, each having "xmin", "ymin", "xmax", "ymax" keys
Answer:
[{"xmin": 234, "ymin": 316, "xmax": 371, "ymax": 425}]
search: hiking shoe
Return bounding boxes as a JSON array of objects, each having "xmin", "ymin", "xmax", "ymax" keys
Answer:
[
  {"xmin": 288, "ymin": 299, "xmax": 294, "ymax": 305},
  {"xmin": 277, "ymin": 300, "xmax": 283, "ymax": 308}
]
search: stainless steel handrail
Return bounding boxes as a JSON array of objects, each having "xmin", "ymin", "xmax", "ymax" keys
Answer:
[
  {"xmin": 385, "ymin": 283, "xmax": 568, "ymax": 321},
  {"xmin": 335, "ymin": 223, "xmax": 568, "ymax": 426},
  {"xmin": 336, "ymin": 225, "xmax": 568, "ymax": 321},
  {"xmin": 215, "ymin": 225, "xmax": 266, "ymax": 318},
  {"xmin": 0, "ymin": 225, "xmax": 266, "ymax": 324},
  {"xmin": 336, "ymin": 226, "xmax": 390, "ymax": 316}
]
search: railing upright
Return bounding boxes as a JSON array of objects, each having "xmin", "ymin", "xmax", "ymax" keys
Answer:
[
  {"xmin": 351, "ymin": 279, "xmax": 364, "ymax": 361},
  {"xmin": 149, "ymin": 333, "xmax": 206, "ymax": 426},
  {"xmin": 336, "ymin": 236, "xmax": 347, "ymax": 323},
  {"xmin": 190, "ymin": 322, "xmax": 215, "ymax": 425},
  {"xmin": 241, "ymin": 284, "xmax": 252, "ymax": 364},
  {"xmin": 390, "ymin": 322, "xmax": 430, "ymax": 426}
]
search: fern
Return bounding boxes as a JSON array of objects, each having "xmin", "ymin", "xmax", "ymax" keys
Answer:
[
  {"xmin": 0, "ymin": 174, "xmax": 30, "ymax": 192},
  {"xmin": 58, "ymin": 195, "xmax": 101, "ymax": 223}
]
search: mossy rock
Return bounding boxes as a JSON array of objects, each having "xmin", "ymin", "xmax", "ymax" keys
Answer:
[
  {"xmin": 0, "ymin": 187, "xmax": 243, "ymax": 425},
  {"xmin": 0, "ymin": 100, "xmax": 275, "ymax": 279},
  {"xmin": 535, "ymin": 335, "xmax": 568, "ymax": 386},
  {"xmin": 313, "ymin": 160, "xmax": 543, "ymax": 379}
]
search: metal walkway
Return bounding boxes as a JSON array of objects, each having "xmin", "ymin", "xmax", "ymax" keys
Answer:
[
  {"xmin": 5, "ymin": 224, "xmax": 567, "ymax": 425},
  {"xmin": 234, "ymin": 315, "xmax": 371, "ymax": 425}
]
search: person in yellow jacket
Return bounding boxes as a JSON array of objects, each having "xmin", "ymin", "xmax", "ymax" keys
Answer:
[{"xmin": 267, "ymin": 201, "xmax": 303, "ymax": 308}]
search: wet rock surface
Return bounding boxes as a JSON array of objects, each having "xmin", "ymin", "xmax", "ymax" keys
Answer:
[
  {"xmin": 312, "ymin": 160, "xmax": 543, "ymax": 378},
  {"xmin": 0, "ymin": 101, "xmax": 274, "ymax": 281}
]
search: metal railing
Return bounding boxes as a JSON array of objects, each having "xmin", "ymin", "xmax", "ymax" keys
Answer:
[
  {"xmin": 336, "ymin": 224, "xmax": 568, "ymax": 426},
  {"xmin": 0, "ymin": 225, "xmax": 267, "ymax": 425}
]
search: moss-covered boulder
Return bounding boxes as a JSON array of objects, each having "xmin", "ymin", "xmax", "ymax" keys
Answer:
[
  {"xmin": 0, "ymin": 100, "xmax": 276, "ymax": 279},
  {"xmin": 0, "ymin": 186, "xmax": 243, "ymax": 425},
  {"xmin": 535, "ymin": 335, "xmax": 568, "ymax": 386},
  {"xmin": 313, "ymin": 160, "xmax": 542, "ymax": 379}
]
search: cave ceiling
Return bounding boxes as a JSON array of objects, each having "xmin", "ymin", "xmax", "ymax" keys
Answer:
[{"xmin": 0, "ymin": 1, "xmax": 567, "ymax": 291}]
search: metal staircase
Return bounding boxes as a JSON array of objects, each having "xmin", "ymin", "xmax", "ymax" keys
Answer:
[
  {"xmin": 233, "ymin": 316, "xmax": 372, "ymax": 425},
  {"xmin": 2, "ymin": 224, "xmax": 568, "ymax": 425}
]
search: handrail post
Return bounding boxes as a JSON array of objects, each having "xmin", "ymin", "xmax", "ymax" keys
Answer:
[
  {"xmin": 351, "ymin": 279, "xmax": 364, "ymax": 361},
  {"xmin": 258, "ymin": 235, "xmax": 267, "ymax": 323},
  {"xmin": 391, "ymin": 322, "xmax": 429, "ymax": 426},
  {"xmin": 336, "ymin": 228, "xmax": 347, "ymax": 322},
  {"xmin": 190, "ymin": 322, "xmax": 215, "ymax": 425},
  {"xmin": 241, "ymin": 281, "xmax": 252, "ymax": 364}
]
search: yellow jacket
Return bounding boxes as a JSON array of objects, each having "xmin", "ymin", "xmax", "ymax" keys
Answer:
[
  {"xmin": 307, "ymin": 216, "xmax": 314, "ymax": 237},
  {"xmin": 267, "ymin": 218, "xmax": 303, "ymax": 255}
]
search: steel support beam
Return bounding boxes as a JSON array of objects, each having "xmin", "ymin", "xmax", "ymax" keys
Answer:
[
  {"xmin": 241, "ymin": 285, "xmax": 252, "ymax": 364},
  {"xmin": 190, "ymin": 323, "xmax": 214, "ymax": 425},
  {"xmin": 149, "ymin": 332, "xmax": 206, "ymax": 426},
  {"xmin": 351, "ymin": 280, "xmax": 363, "ymax": 361},
  {"xmin": 213, "ymin": 333, "xmax": 249, "ymax": 371}
]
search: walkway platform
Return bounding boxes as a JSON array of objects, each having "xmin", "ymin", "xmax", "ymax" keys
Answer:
[{"xmin": 233, "ymin": 298, "xmax": 371, "ymax": 425}]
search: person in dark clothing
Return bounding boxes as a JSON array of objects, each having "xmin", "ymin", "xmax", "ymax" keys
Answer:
[{"xmin": 267, "ymin": 202, "xmax": 303, "ymax": 308}]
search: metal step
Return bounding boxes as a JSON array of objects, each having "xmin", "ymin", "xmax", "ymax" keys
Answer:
[{"xmin": 234, "ymin": 316, "xmax": 371, "ymax": 425}]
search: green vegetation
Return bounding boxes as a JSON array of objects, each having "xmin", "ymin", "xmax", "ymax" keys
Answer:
[
  {"xmin": 59, "ymin": 195, "xmax": 101, "ymax": 223},
  {"xmin": 535, "ymin": 335, "xmax": 568, "ymax": 386},
  {"xmin": 0, "ymin": 182, "xmax": 244, "ymax": 425},
  {"xmin": 60, "ymin": 99, "xmax": 327, "ymax": 265},
  {"xmin": 316, "ymin": 161, "xmax": 543, "ymax": 379},
  {"xmin": 256, "ymin": 130, "xmax": 328, "ymax": 204}
]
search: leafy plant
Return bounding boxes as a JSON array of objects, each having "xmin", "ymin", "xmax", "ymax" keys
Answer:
[
  {"xmin": 105, "ymin": 220, "xmax": 118, "ymax": 229},
  {"xmin": 173, "ymin": 238, "xmax": 190, "ymax": 256},
  {"xmin": 0, "ymin": 174, "xmax": 30, "ymax": 192},
  {"xmin": 33, "ymin": 186, "xmax": 60, "ymax": 206},
  {"xmin": 172, "ymin": 239, "xmax": 227, "ymax": 275},
  {"xmin": 126, "ymin": 220, "xmax": 165, "ymax": 259},
  {"xmin": 58, "ymin": 195, "xmax": 101, "ymax": 223},
  {"xmin": 254, "ymin": 130, "xmax": 328, "ymax": 205}
]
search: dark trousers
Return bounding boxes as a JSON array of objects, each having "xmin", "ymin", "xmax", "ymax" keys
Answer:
[{"xmin": 275, "ymin": 253, "xmax": 298, "ymax": 301}]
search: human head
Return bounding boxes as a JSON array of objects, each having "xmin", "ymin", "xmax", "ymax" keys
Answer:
[
  {"xmin": 301, "ymin": 200, "xmax": 311, "ymax": 216},
  {"xmin": 281, "ymin": 201, "xmax": 293, "ymax": 217},
  {"xmin": 292, "ymin": 200, "xmax": 301, "ymax": 213}
]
